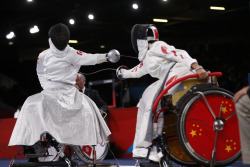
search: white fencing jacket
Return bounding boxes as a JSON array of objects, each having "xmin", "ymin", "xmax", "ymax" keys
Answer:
[
  {"xmin": 37, "ymin": 39, "xmax": 107, "ymax": 89},
  {"xmin": 122, "ymin": 41, "xmax": 197, "ymax": 79}
]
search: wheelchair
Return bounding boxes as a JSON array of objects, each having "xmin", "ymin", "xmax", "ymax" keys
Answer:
[
  {"xmin": 151, "ymin": 72, "xmax": 240, "ymax": 167},
  {"xmin": 10, "ymin": 122, "xmax": 110, "ymax": 167},
  {"xmin": 10, "ymin": 135, "xmax": 110, "ymax": 167}
]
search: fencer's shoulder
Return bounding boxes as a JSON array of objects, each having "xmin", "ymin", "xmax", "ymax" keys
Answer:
[
  {"xmin": 151, "ymin": 41, "xmax": 176, "ymax": 52},
  {"xmin": 67, "ymin": 46, "xmax": 82, "ymax": 56},
  {"xmin": 38, "ymin": 49, "xmax": 50, "ymax": 57},
  {"xmin": 25, "ymin": 92, "xmax": 43, "ymax": 103},
  {"xmin": 153, "ymin": 41, "xmax": 170, "ymax": 47},
  {"xmin": 67, "ymin": 46, "xmax": 76, "ymax": 52},
  {"xmin": 40, "ymin": 48, "xmax": 50, "ymax": 54},
  {"xmin": 149, "ymin": 41, "xmax": 171, "ymax": 52}
]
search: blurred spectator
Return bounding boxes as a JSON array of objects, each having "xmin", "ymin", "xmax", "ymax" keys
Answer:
[
  {"xmin": 75, "ymin": 73, "xmax": 108, "ymax": 114},
  {"xmin": 233, "ymin": 85, "xmax": 250, "ymax": 165}
]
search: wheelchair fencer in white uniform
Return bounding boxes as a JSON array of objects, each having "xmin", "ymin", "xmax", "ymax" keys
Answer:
[
  {"xmin": 116, "ymin": 24, "xmax": 208, "ymax": 163},
  {"xmin": 8, "ymin": 23, "xmax": 120, "ymax": 165}
]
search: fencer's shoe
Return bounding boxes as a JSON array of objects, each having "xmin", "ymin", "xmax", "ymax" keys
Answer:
[
  {"xmin": 148, "ymin": 146, "xmax": 160, "ymax": 162},
  {"xmin": 23, "ymin": 142, "xmax": 46, "ymax": 158},
  {"xmin": 132, "ymin": 148, "xmax": 150, "ymax": 159}
]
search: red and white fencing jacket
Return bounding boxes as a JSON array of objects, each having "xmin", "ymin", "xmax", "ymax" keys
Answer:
[{"xmin": 121, "ymin": 41, "xmax": 197, "ymax": 80}]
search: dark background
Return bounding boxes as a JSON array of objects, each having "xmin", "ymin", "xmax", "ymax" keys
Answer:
[{"xmin": 0, "ymin": 0, "xmax": 249, "ymax": 110}]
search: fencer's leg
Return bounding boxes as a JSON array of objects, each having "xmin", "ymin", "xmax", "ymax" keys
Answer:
[
  {"xmin": 157, "ymin": 104, "xmax": 164, "ymax": 137},
  {"xmin": 153, "ymin": 104, "xmax": 176, "ymax": 166},
  {"xmin": 132, "ymin": 106, "xmax": 152, "ymax": 159}
]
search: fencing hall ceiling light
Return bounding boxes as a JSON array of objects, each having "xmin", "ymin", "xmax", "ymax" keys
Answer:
[
  {"xmin": 88, "ymin": 14, "xmax": 94, "ymax": 20},
  {"xmin": 29, "ymin": 25, "xmax": 39, "ymax": 34},
  {"xmin": 69, "ymin": 40, "xmax": 78, "ymax": 43},
  {"xmin": 69, "ymin": 19, "xmax": 75, "ymax": 25},
  {"xmin": 210, "ymin": 6, "xmax": 225, "ymax": 10},
  {"xmin": 6, "ymin": 32, "xmax": 15, "ymax": 39},
  {"xmin": 153, "ymin": 18, "xmax": 168, "ymax": 23},
  {"xmin": 132, "ymin": 3, "xmax": 139, "ymax": 9}
]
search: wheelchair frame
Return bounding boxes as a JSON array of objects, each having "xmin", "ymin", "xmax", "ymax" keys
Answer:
[{"xmin": 151, "ymin": 72, "xmax": 241, "ymax": 167}]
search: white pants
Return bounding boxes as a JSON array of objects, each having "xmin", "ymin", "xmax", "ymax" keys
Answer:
[{"xmin": 133, "ymin": 63, "xmax": 195, "ymax": 151}]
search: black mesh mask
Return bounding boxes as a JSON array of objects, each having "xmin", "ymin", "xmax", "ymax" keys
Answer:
[
  {"xmin": 48, "ymin": 23, "xmax": 70, "ymax": 51},
  {"xmin": 131, "ymin": 24, "xmax": 155, "ymax": 53}
]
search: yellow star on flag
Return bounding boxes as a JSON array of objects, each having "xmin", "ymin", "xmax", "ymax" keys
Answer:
[
  {"xmin": 225, "ymin": 145, "xmax": 232, "ymax": 152},
  {"xmin": 222, "ymin": 107, "xmax": 228, "ymax": 114},
  {"xmin": 190, "ymin": 130, "xmax": 197, "ymax": 137},
  {"xmin": 221, "ymin": 100, "xmax": 235, "ymax": 115}
]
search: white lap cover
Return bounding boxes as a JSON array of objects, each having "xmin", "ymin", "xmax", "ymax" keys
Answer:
[{"xmin": 9, "ymin": 85, "xmax": 111, "ymax": 146}]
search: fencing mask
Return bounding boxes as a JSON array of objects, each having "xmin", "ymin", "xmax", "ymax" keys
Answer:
[
  {"xmin": 48, "ymin": 23, "xmax": 70, "ymax": 51},
  {"xmin": 131, "ymin": 24, "xmax": 159, "ymax": 61}
]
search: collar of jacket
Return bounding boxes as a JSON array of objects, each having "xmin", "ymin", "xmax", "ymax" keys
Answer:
[{"xmin": 48, "ymin": 38, "xmax": 70, "ymax": 57}]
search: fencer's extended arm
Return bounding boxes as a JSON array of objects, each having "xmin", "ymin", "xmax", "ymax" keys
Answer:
[
  {"xmin": 118, "ymin": 62, "xmax": 148, "ymax": 79},
  {"xmin": 69, "ymin": 48, "xmax": 120, "ymax": 66},
  {"xmin": 148, "ymin": 41, "xmax": 197, "ymax": 69},
  {"xmin": 70, "ymin": 49, "xmax": 107, "ymax": 66}
]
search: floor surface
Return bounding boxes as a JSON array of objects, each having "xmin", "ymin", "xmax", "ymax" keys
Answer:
[{"xmin": 1, "ymin": 158, "xmax": 250, "ymax": 167}]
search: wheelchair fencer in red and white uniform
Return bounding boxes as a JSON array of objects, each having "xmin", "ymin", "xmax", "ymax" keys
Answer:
[
  {"xmin": 116, "ymin": 24, "xmax": 208, "ymax": 162},
  {"xmin": 8, "ymin": 23, "xmax": 120, "ymax": 162}
]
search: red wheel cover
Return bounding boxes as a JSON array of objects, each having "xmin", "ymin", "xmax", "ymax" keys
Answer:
[
  {"xmin": 185, "ymin": 95, "xmax": 240, "ymax": 161},
  {"xmin": 82, "ymin": 146, "xmax": 92, "ymax": 157}
]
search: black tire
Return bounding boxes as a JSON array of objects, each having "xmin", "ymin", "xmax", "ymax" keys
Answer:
[{"xmin": 177, "ymin": 87, "xmax": 241, "ymax": 166}]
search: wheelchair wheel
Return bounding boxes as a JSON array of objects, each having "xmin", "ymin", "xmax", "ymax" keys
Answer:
[
  {"xmin": 163, "ymin": 111, "xmax": 198, "ymax": 166},
  {"xmin": 72, "ymin": 142, "xmax": 109, "ymax": 164},
  {"xmin": 177, "ymin": 87, "xmax": 241, "ymax": 166}
]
